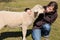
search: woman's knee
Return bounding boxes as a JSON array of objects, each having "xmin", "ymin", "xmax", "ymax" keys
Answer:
[{"xmin": 43, "ymin": 23, "xmax": 51, "ymax": 31}]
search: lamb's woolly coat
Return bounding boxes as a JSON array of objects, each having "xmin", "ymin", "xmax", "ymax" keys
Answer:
[{"xmin": 0, "ymin": 4, "xmax": 44, "ymax": 40}]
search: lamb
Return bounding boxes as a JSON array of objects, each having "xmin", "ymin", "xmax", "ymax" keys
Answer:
[{"xmin": 0, "ymin": 4, "xmax": 44, "ymax": 40}]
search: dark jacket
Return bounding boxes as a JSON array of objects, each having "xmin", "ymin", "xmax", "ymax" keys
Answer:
[{"xmin": 33, "ymin": 7, "xmax": 58, "ymax": 29}]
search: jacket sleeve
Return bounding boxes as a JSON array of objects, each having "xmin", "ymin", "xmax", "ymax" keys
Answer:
[
  {"xmin": 43, "ymin": 12, "xmax": 58, "ymax": 23},
  {"xmin": 43, "ymin": 15, "xmax": 51, "ymax": 23},
  {"xmin": 50, "ymin": 12, "xmax": 58, "ymax": 23}
]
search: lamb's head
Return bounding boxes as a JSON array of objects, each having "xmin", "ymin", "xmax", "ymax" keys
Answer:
[{"xmin": 31, "ymin": 4, "xmax": 44, "ymax": 19}]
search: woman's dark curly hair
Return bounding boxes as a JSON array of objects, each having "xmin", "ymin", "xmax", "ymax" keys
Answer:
[{"xmin": 47, "ymin": 1, "xmax": 58, "ymax": 12}]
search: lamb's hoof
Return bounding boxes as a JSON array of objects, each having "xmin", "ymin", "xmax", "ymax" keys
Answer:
[{"xmin": 23, "ymin": 38, "xmax": 26, "ymax": 40}]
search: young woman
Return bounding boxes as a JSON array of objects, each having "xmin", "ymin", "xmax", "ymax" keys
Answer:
[{"xmin": 32, "ymin": 1, "xmax": 58, "ymax": 40}]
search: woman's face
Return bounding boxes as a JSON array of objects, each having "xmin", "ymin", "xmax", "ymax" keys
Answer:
[{"xmin": 46, "ymin": 6, "xmax": 54, "ymax": 13}]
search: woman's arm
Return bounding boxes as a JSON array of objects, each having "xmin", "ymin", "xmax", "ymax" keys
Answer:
[
  {"xmin": 50, "ymin": 12, "xmax": 58, "ymax": 23},
  {"xmin": 43, "ymin": 12, "xmax": 58, "ymax": 23}
]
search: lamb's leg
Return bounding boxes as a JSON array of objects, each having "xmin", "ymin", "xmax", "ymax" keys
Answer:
[
  {"xmin": 0, "ymin": 24, "xmax": 5, "ymax": 36},
  {"xmin": 22, "ymin": 26, "xmax": 27, "ymax": 40},
  {"xmin": 0, "ymin": 24, "xmax": 4, "ymax": 30}
]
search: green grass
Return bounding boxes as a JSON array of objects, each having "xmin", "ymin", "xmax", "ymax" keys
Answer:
[{"xmin": 0, "ymin": 0, "xmax": 60, "ymax": 40}]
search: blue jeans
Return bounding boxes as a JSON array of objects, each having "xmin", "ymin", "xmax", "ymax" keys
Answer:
[{"xmin": 32, "ymin": 23, "xmax": 51, "ymax": 40}]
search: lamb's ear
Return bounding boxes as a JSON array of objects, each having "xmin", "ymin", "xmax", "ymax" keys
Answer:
[{"xmin": 24, "ymin": 8, "xmax": 30, "ymax": 12}]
